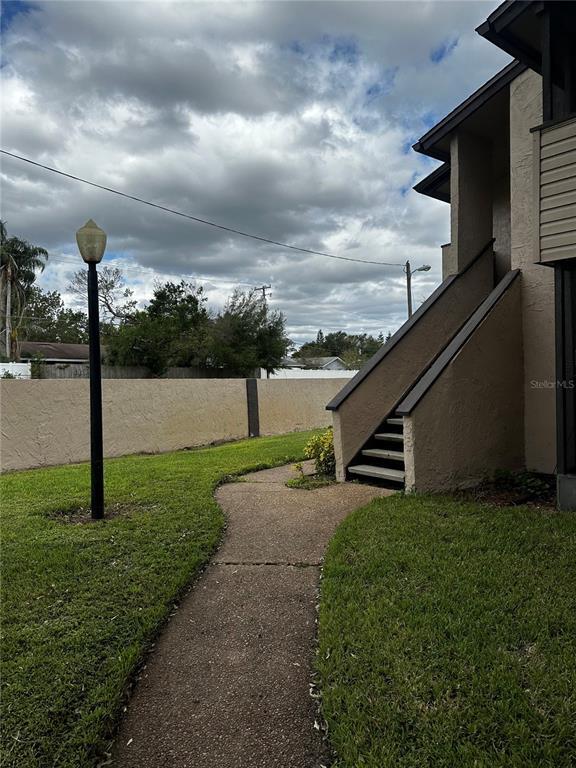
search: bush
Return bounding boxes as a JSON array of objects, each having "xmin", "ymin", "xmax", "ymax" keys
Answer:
[{"xmin": 304, "ymin": 427, "xmax": 336, "ymax": 477}]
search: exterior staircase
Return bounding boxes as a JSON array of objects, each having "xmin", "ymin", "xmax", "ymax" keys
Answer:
[{"xmin": 348, "ymin": 415, "xmax": 405, "ymax": 488}]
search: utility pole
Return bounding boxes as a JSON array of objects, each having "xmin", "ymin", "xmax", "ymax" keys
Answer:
[
  {"xmin": 254, "ymin": 284, "xmax": 271, "ymax": 305},
  {"xmin": 254, "ymin": 284, "xmax": 272, "ymax": 379},
  {"xmin": 403, "ymin": 261, "xmax": 430, "ymax": 319},
  {"xmin": 404, "ymin": 261, "xmax": 413, "ymax": 319}
]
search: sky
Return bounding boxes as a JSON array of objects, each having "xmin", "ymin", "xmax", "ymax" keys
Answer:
[{"xmin": 0, "ymin": 0, "xmax": 510, "ymax": 346}]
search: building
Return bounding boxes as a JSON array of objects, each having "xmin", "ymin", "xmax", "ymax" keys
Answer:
[
  {"xmin": 19, "ymin": 341, "xmax": 91, "ymax": 364},
  {"xmin": 284, "ymin": 356, "xmax": 349, "ymax": 371},
  {"xmin": 328, "ymin": 0, "xmax": 576, "ymax": 510}
]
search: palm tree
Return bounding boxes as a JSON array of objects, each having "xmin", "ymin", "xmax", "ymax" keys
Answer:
[{"xmin": 0, "ymin": 222, "xmax": 48, "ymax": 359}]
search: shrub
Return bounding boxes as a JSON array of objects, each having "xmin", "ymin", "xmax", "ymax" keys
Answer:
[{"xmin": 304, "ymin": 427, "xmax": 336, "ymax": 477}]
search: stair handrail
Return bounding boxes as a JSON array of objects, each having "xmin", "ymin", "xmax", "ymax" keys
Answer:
[
  {"xmin": 396, "ymin": 268, "xmax": 520, "ymax": 415},
  {"xmin": 326, "ymin": 237, "xmax": 495, "ymax": 411}
]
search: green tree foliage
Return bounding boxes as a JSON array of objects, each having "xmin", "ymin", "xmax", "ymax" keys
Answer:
[
  {"xmin": 0, "ymin": 221, "xmax": 48, "ymax": 358},
  {"xmin": 106, "ymin": 281, "xmax": 210, "ymax": 376},
  {"xmin": 21, "ymin": 287, "xmax": 88, "ymax": 343},
  {"xmin": 294, "ymin": 329, "xmax": 385, "ymax": 368},
  {"xmin": 208, "ymin": 289, "xmax": 291, "ymax": 377}
]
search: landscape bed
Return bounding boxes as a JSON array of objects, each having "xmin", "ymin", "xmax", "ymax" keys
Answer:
[
  {"xmin": 318, "ymin": 493, "xmax": 576, "ymax": 768},
  {"xmin": 0, "ymin": 431, "xmax": 317, "ymax": 768}
]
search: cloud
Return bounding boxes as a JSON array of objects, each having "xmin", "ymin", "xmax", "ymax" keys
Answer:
[{"xmin": 1, "ymin": 0, "xmax": 509, "ymax": 344}]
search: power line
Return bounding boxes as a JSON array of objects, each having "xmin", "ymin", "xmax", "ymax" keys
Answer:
[{"xmin": 1, "ymin": 149, "xmax": 404, "ymax": 267}]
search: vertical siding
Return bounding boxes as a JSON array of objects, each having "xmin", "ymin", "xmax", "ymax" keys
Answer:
[{"xmin": 538, "ymin": 117, "xmax": 576, "ymax": 263}]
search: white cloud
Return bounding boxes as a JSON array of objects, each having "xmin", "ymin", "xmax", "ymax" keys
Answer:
[{"xmin": 0, "ymin": 0, "xmax": 509, "ymax": 344}]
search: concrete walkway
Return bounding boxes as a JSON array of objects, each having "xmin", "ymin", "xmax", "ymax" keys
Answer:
[{"xmin": 113, "ymin": 463, "xmax": 390, "ymax": 768}]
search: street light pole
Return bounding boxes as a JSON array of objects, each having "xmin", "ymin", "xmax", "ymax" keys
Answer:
[
  {"xmin": 76, "ymin": 220, "xmax": 107, "ymax": 520},
  {"xmin": 405, "ymin": 260, "xmax": 413, "ymax": 319},
  {"xmin": 403, "ymin": 260, "xmax": 430, "ymax": 319},
  {"xmin": 87, "ymin": 261, "xmax": 104, "ymax": 519}
]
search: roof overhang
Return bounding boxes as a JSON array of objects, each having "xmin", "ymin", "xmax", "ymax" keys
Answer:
[
  {"xmin": 413, "ymin": 162, "xmax": 450, "ymax": 203},
  {"xmin": 413, "ymin": 60, "xmax": 526, "ymax": 161},
  {"xmin": 476, "ymin": 1, "xmax": 543, "ymax": 73}
]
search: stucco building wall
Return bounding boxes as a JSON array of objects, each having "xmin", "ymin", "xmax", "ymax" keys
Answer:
[
  {"xmin": 509, "ymin": 68, "xmax": 556, "ymax": 473},
  {"xmin": 331, "ymin": 253, "xmax": 494, "ymax": 479},
  {"xmin": 0, "ymin": 378, "xmax": 343, "ymax": 472},
  {"xmin": 492, "ymin": 137, "xmax": 512, "ymax": 281},
  {"xmin": 257, "ymin": 379, "xmax": 345, "ymax": 436},
  {"xmin": 448, "ymin": 131, "xmax": 493, "ymax": 276},
  {"xmin": 404, "ymin": 278, "xmax": 524, "ymax": 492}
]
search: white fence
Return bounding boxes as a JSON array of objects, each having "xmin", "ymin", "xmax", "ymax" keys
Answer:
[
  {"xmin": 261, "ymin": 368, "xmax": 358, "ymax": 379},
  {"xmin": 0, "ymin": 362, "xmax": 31, "ymax": 379}
]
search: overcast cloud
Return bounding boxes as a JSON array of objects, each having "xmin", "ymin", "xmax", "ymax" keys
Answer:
[{"xmin": 0, "ymin": 0, "xmax": 510, "ymax": 344}]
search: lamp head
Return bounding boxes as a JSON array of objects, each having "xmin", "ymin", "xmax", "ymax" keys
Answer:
[
  {"xmin": 76, "ymin": 219, "xmax": 107, "ymax": 264},
  {"xmin": 416, "ymin": 264, "xmax": 431, "ymax": 272}
]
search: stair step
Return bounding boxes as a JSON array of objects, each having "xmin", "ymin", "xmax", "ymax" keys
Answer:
[
  {"xmin": 362, "ymin": 448, "xmax": 405, "ymax": 461},
  {"xmin": 374, "ymin": 432, "xmax": 404, "ymax": 442},
  {"xmin": 386, "ymin": 417, "xmax": 403, "ymax": 426},
  {"xmin": 348, "ymin": 464, "xmax": 405, "ymax": 482}
]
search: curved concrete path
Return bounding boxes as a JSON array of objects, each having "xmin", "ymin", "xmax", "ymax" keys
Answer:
[{"xmin": 113, "ymin": 463, "xmax": 390, "ymax": 768}]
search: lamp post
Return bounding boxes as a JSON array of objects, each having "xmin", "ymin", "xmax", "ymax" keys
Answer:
[
  {"xmin": 404, "ymin": 261, "xmax": 431, "ymax": 318},
  {"xmin": 76, "ymin": 220, "xmax": 107, "ymax": 520}
]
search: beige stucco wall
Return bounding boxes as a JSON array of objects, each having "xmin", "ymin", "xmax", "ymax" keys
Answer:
[
  {"xmin": 510, "ymin": 68, "xmax": 556, "ymax": 473},
  {"xmin": 404, "ymin": 278, "xmax": 524, "ymax": 492},
  {"xmin": 332, "ymin": 253, "xmax": 494, "ymax": 480},
  {"xmin": 492, "ymin": 137, "xmax": 512, "ymax": 281},
  {"xmin": 0, "ymin": 379, "xmax": 248, "ymax": 472},
  {"xmin": 448, "ymin": 131, "xmax": 493, "ymax": 277},
  {"xmin": 257, "ymin": 379, "xmax": 345, "ymax": 436},
  {"xmin": 0, "ymin": 378, "xmax": 343, "ymax": 472}
]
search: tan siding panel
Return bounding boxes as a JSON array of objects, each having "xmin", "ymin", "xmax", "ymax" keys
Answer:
[
  {"xmin": 540, "ymin": 230, "xmax": 576, "ymax": 249},
  {"xmin": 541, "ymin": 120, "xmax": 576, "ymax": 146},
  {"xmin": 541, "ymin": 148, "xmax": 576, "ymax": 171},
  {"xmin": 541, "ymin": 135, "xmax": 576, "ymax": 159},
  {"xmin": 540, "ymin": 244, "xmax": 576, "ymax": 262},
  {"xmin": 538, "ymin": 120, "xmax": 576, "ymax": 264},
  {"xmin": 541, "ymin": 203, "xmax": 576, "ymax": 223},
  {"xmin": 541, "ymin": 216, "xmax": 576, "ymax": 236},
  {"xmin": 541, "ymin": 162, "xmax": 576, "ymax": 185},
  {"xmin": 540, "ymin": 176, "xmax": 576, "ymax": 198},
  {"xmin": 540, "ymin": 189, "xmax": 576, "ymax": 210}
]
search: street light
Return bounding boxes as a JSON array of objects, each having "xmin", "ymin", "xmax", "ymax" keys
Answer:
[
  {"xmin": 76, "ymin": 219, "xmax": 107, "ymax": 520},
  {"xmin": 404, "ymin": 261, "xmax": 431, "ymax": 318}
]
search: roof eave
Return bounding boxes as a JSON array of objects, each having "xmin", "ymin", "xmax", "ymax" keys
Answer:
[
  {"xmin": 413, "ymin": 59, "xmax": 527, "ymax": 159},
  {"xmin": 413, "ymin": 162, "xmax": 451, "ymax": 203},
  {"xmin": 476, "ymin": 1, "xmax": 542, "ymax": 73}
]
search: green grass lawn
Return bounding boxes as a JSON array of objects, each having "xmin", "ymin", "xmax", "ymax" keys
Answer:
[
  {"xmin": 0, "ymin": 432, "xmax": 315, "ymax": 768},
  {"xmin": 318, "ymin": 494, "xmax": 576, "ymax": 768}
]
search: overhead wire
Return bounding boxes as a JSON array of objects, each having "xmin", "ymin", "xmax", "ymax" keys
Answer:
[{"xmin": 1, "ymin": 149, "xmax": 406, "ymax": 267}]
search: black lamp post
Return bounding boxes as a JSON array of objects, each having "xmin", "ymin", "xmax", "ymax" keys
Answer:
[{"xmin": 76, "ymin": 219, "xmax": 107, "ymax": 520}]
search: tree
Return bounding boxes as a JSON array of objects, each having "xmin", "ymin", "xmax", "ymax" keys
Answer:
[
  {"xmin": 68, "ymin": 266, "xmax": 137, "ymax": 323},
  {"xmin": 208, "ymin": 289, "xmax": 291, "ymax": 377},
  {"xmin": 21, "ymin": 287, "xmax": 88, "ymax": 344},
  {"xmin": 294, "ymin": 329, "xmax": 384, "ymax": 368},
  {"xmin": 0, "ymin": 221, "xmax": 48, "ymax": 359},
  {"xmin": 105, "ymin": 281, "xmax": 210, "ymax": 375}
]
